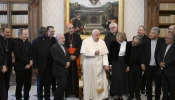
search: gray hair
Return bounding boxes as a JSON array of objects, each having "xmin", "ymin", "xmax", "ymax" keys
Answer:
[
  {"xmin": 139, "ymin": 25, "xmax": 146, "ymax": 31},
  {"xmin": 92, "ymin": 29, "xmax": 100, "ymax": 34},
  {"xmin": 18, "ymin": 28, "xmax": 26, "ymax": 35},
  {"xmin": 109, "ymin": 22, "xmax": 118, "ymax": 27},
  {"xmin": 151, "ymin": 27, "xmax": 160, "ymax": 34},
  {"xmin": 133, "ymin": 35, "xmax": 142, "ymax": 44},
  {"xmin": 56, "ymin": 33, "xmax": 64, "ymax": 39}
]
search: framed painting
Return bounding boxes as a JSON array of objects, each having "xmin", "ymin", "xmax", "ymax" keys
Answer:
[{"xmin": 64, "ymin": 0, "xmax": 124, "ymax": 39}]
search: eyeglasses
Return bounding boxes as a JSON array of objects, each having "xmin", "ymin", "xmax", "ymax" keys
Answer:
[{"xmin": 109, "ymin": 27, "xmax": 115, "ymax": 29}]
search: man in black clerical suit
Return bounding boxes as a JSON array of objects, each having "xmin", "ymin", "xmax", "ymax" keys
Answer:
[
  {"xmin": 32, "ymin": 26, "xmax": 56, "ymax": 100},
  {"xmin": 141, "ymin": 27, "xmax": 165, "ymax": 100},
  {"xmin": 127, "ymin": 36, "xmax": 143, "ymax": 100},
  {"xmin": 0, "ymin": 31, "xmax": 8, "ymax": 100},
  {"xmin": 51, "ymin": 34, "xmax": 70, "ymax": 100},
  {"xmin": 0, "ymin": 26, "xmax": 13, "ymax": 98},
  {"xmin": 64, "ymin": 23, "xmax": 82, "ymax": 98},
  {"xmin": 104, "ymin": 22, "xmax": 118, "ymax": 51},
  {"xmin": 137, "ymin": 25, "xmax": 150, "ymax": 94},
  {"xmin": 13, "ymin": 28, "xmax": 33, "ymax": 100},
  {"xmin": 104, "ymin": 22, "xmax": 118, "ymax": 84},
  {"xmin": 157, "ymin": 32, "xmax": 175, "ymax": 100}
]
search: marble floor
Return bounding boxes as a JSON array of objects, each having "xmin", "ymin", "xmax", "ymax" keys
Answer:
[
  {"xmin": 7, "ymin": 86, "xmax": 159, "ymax": 100},
  {"xmin": 7, "ymin": 74, "xmax": 160, "ymax": 100}
]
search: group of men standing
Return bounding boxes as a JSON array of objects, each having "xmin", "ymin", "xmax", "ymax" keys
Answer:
[
  {"xmin": 0, "ymin": 23, "xmax": 175, "ymax": 100},
  {"xmin": 0, "ymin": 24, "xmax": 82, "ymax": 100}
]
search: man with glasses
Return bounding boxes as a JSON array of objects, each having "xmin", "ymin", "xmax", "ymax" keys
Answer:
[
  {"xmin": 142, "ymin": 27, "xmax": 165, "ymax": 100},
  {"xmin": 104, "ymin": 22, "xmax": 118, "ymax": 51},
  {"xmin": 32, "ymin": 26, "xmax": 56, "ymax": 100},
  {"xmin": 104, "ymin": 22, "xmax": 118, "ymax": 91},
  {"xmin": 128, "ymin": 35, "xmax": 143, "ymax": 100},
  {"xmin": 47, "ymin": 26, "xmax": 57, "ymax": 95},
  {"xmin": 168, "ymin": 25, "xmax": 175, "ymax": 35},
  {"xmin": 157, "ymin": 32, "xmax": 175, "ymax": 100}
]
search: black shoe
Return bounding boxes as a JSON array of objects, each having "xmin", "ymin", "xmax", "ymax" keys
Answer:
[{"xmin": 141, "ymin": 89, "xmax": 145, "ymax": 94}]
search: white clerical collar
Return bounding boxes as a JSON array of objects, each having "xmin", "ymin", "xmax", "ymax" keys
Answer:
[
  {"xmin": 119, "ymin": 41, "xmax": 126, "ymax": 44},
  {"xmin": 151, "ymin": 38, "xmax": 158, "ymax": 41}
]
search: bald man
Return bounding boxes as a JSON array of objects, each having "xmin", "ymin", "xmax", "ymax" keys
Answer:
[{"xmin": 51, "ymin": 34, "xmax": 70, "ymax": 100}]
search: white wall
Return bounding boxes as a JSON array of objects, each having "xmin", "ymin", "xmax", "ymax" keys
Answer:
[
  {"xmin": 42, "ymin": 0, "xmax": 64, "ymax": 36},
  {"xmin": 124, "ymin": 0, "xmax": 144, "ymax": 41}
]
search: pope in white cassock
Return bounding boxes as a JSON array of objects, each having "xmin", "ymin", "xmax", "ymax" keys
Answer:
[{"xmin": 80, "ymin": 29, "xmax": 109, "ymax": 100}]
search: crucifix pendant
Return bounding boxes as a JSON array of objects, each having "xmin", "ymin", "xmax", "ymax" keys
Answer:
[{"xmin": 69, "ymin": 44, "xmax": 73, "ymax": 48}]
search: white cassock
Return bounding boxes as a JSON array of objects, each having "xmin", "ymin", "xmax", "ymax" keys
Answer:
[{"xmin": 80, "ymin": 37, "xmax": 109, "ymax": 100}]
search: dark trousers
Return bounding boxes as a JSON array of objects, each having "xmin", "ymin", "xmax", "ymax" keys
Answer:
[
  {"xmin": 162, "ymin": 73, "xmax": 175, "ymax": 100},
  {"xmin": 36, "ymin": 75, "xmax": 41, "ymax": 100},
  {"xmin": 15, "ymin": 69, "xmax": 32, "ymax": 100},
  {"xmin": 4, "ymin": 65, "xmax": 12, "ymax": 98},
  {"xmin": 54, "ymin": 75, "xmax": 68, "ymax": 100},
  {"xmin": 0, "ymin": 73, "xmax": 7, "ymax": 100},
  {"xmin": 51, "ymin": 75, "xmax": 56, "ymax": 93},
  {"xmin": 128, "ymin": 64, "xmax": 142, "ymax": 98},
  {"xmin": 38, "ymin": 67, "xmax": 52, "ymax": 100},
  {"xmin": 141, "ymin": 71, "xmax": 146, "ymax": 91},
  {"xmin": 65, "ymin": 62, "xmax": 79, "ymax": 97},
  {"xmin": 146, "ymin": 66, "xmax": 161, "ymax": 99}
]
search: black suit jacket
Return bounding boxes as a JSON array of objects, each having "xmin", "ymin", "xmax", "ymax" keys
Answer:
[
  {"xmin": 0, "ymin": 38, "xmax": 7, "ymax": 72},
  {"xmin": 32, "ymin": 36, "xmax": 56, "ymax": 72},
  {"xmin": 13, "ymin": 38, "xmax": 32, "ymax": 71},
  {"xmin": 64, "ymin": 32, "xmax": 82, "ymax": 58},
  {"xmin": 104, "ymin": 32, "xmax": 117, "ymax": 51},
  {"xmin": 0, "ymin": 35, "xmax": 13, "ymax": 68},
  {"xmin": 141, "ymin": 37, "xmax": 165, "ymax": 68},
  {"xmin": 157, "ymin": 42, "xmax": 175, "ymax": 77},
  {"xmin": 109, "ymin": 41, "xmax": 131, "ymax": 66},
  {"xmin": 51, "ymin": 43, "xmax": 70, "ymax": 76}
]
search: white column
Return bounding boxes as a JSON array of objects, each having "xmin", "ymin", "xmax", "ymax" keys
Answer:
[
  {"xmin": 42, "ymin": 0, "xmax": 64, "ymax": 36},
  {"xmin": 124, "ymin": 0, "xmax": 144, "ymax": 41}
]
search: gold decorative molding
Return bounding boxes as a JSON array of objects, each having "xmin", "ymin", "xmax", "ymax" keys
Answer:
[
  {"xmin": 64, "ymin": 0, "xmax": 69, "ymax": 32},
  {"xmin": 118, "ymin": 0, "xmax": 124, "ymax": 32}
]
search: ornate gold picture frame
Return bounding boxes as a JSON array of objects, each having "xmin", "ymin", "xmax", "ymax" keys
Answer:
[{"xmin": 64, "ymin": 0, "xmax": 124, "ymax": 39}]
